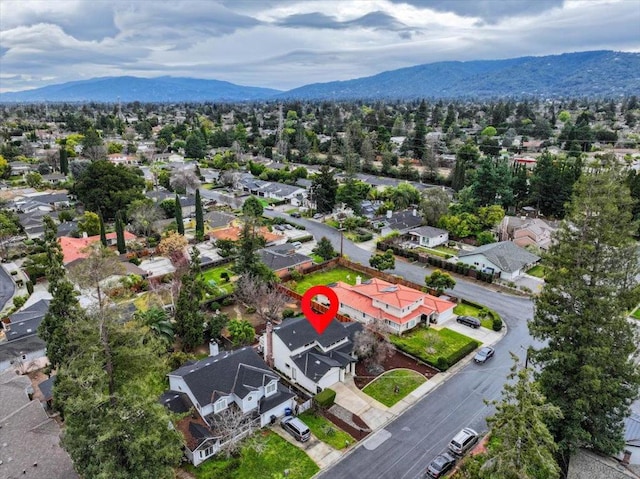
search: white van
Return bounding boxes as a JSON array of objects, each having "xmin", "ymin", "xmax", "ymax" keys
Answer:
[{"xmin": 281, "ymin": 416, "xmax": 311, "ymax": 442}]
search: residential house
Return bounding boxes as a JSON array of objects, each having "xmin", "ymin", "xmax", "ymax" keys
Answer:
[
  {"xmin": 42, "ymin": 172, "xmax": 67, "ymax": 185},
  {"xmin": 568, "ymin": 448, "xmax": 640, "ymax": 479},
  {"xmin": 139, "ymin": 256, "xmax": 176, "ymax": 281},
  {"xmin": 236, "ymin": 174, "xmax": 307, "ymax": 206},
  {"xmin": 59, "ymin": 231, "xmax": 137, "ymax": 264},
  {"xmin": 162, "ymin": 346, "xmax": 296, "ymax": 466},
  {"xmin": 457, "ymin": 241, "xmax": 540, "ymax": 280},
  {"xmin": 373, "ymin": 208, "xmax": 424, "ymax": 236},
  {"xmin": 208, "ymin": 224, "xmax": 283, "ymax": 246},
  {"xmin": 0, "ymin": 369, "xmax": 78, "ymax": 479},
  {"xmin": 8, "ymin": 161, "xmax": 33, "ymax": 175},
  {"xmin": 205, "ymin": 211, "xmax": 236, "ymax": 231},
  {"xmin": 263, "ymin": 317, "xmax": 362, "ymax": 394},
  {"xmin": 107, "ymin": 153, "xmax": 138, "ymax": 165},
  {"xmin": 257, "ymin": 245, "xmax": 313, "ymax": 278},
  {"xmin": 146, "ymin": 191, "xmax": 196, "ymax": 217},
  {"xmin": 407, "ymin": 226, "xmax": 449, "ymax": 248},
  {"xmin": 0, "ymin": 299, "xmax": 51, "ymax": 372},
  {"xmin": 323, "ymin": 277, "xmax": 456, "ymax": 334},
  {"xmin": 498, "ymin": 216, "xmax": 556, "ymax": 251},
  {"xmin": 200, "ymin": 168, "xmax": 220, "ymax": 184}
]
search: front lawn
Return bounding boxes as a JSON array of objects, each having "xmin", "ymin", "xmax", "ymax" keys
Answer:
[
  {"xmin": 185, "ymin": 431, "xmax": 319, "ymax": 479},
  {"xmin": 299, "ymin": 411, "xmax": 354, "ymax": 449},
  {"xmin": 453, "ymin": 303, "xmax": 493, "ymax": 329},
  {"xmin": 200, "ymin": 265, "xmax": 235, "ymax": 295},
  {"xmin": 362, "ymin": 369, "xmax": 426, "ymax": 407},
  {"xmin": 390, "ymin": 327, "xmax": 479, "ymax": 370},
  {"xmin": 293, "ymin": 267, "xmax": 369, "ymax": 295},
  {"xmin": 526, "ymin": 265, "xmax": 546, "ymax": 278},
  {"xmin": 631, "ymin": 308, "xmax": 640, "ymax": 320},
  {"xmin": 310, "ymin": 253, "xmax": 325, "ymax": 264}
]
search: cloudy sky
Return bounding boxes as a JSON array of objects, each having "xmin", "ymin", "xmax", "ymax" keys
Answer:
[{"xmin": 1, "ymin": 0, "xmax": 639, "ymax": 92}]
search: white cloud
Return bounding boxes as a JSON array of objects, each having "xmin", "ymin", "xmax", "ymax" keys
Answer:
[{"xmin": 0, "ymin": 0, "xmax": 638, "ymax": 92}]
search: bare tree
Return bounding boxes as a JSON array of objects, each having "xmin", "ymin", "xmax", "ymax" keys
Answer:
[
  {"xmin": 170, "ymin": 168, "xmax": 201, "ymax": 194},
  {"xmin": 353, "ymin": 325, "xmax": 394, "ymax": 374},
  {"xmin": 128, "ymin": 202, "xmax": 163, "ymax": 237},
  {"xmin": 234, "ymin": 274, "xmax": 289, "ymax": 323},
  {"xmin": 83, "ymin": 144, "xmax": 107, "ymax": 162},
  {"xmin": 208, "ymin": 404, "xmax": 258, "ymax": 458}
]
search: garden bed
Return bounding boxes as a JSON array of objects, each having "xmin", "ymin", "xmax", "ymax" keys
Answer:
[{"xmin": 354, "ymin": 348, "xmax": 437, "ymax": 389}]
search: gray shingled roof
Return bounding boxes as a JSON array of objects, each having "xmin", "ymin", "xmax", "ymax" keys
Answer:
[
  {"xmin": 409, "ymin": 225, "xmax": 448, "ymax": 238},
  {"xmin": 258, "ymin": 245, "xmax": 312, "ymax": 271},
  {"xmin": 273, "ymin": 316, "xmax": 360, "ymax": 351},
  {"xmin": 168, "ymin": 347, "xmax": 277, "ymax": 406},
  {"xmin": 459, "ymin": 241, "xmax": 540, "ymax": 273}
]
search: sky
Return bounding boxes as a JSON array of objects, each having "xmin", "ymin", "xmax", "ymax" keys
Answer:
[{"xmin": 0, "ymin": 0, "xmax": 639, "ymax": 93}]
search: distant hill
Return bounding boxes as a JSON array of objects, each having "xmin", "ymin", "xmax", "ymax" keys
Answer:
[
  {"xmin": 281, "ymin": 51, "xmax": 640, "ymax": 100},
  {"xmin": 1, "ymin": 51, "xmax": 638, "ymax": 102},
  {"xmin": 0, "ymin": 76, "xmax": 282, "ymax": 103}
]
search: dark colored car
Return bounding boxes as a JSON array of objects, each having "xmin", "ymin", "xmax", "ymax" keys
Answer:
[
  {"xmin": 425, "ymin": 452, "xmax": 456, "ymax": 478},
  {"xmin": 290, "ymin": 212, "xmax": 301, "ymax": 218},
  {"xmin": 474, "ymin": 346, "xmax": 495, "ymax": 363},
  {"xmin": 456, "ymin": 315, "xmax": 481, "ymax": 329}
]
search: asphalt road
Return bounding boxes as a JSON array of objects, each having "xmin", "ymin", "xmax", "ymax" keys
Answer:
[
  {"xmin": 0, "ymin": 263, "xmax": 16, "ymax": 312},
  {"xmin": 265, "ymin": 211, "xmax": 539, "ymax": 479}
]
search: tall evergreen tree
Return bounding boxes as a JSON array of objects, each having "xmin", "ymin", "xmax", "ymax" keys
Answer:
[
  {"xmin": 530, "ymin": 167, "xmax": 640, "ymax": 473},
  {"xmin": 59, "ymin": 140, "xmax": 69, "ymax": 175},
  {"xmin": 194, "ymin": 188, "xmax": 204, "ymax": 242},
  {"xmin": 480, "ymin": 354, "xmax": 561, "ymax": 479},
  {"xmin": 38, "ymin": 216, "xmax": 84, "ymax": 369},
  {"xmin": 99, "ymin": 210, "xmax": 107, "ymax": 247},
  {"xmin": 174, "ymin": 194, "xmax": 184, "ymax": 235},
  {"xmin": 115, "ymin": 211, "xmax": 126, "ymax": 254},
  {"xmin": 175, "ymin": 248, "xmax": 206, "ymax": 351},
  {"xmin": 311, "ymin": 165, "xmax": 338, "ymax": 213}
]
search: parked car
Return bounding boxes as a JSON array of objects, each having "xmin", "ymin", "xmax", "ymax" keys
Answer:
[
  {"xmin": 456, "ymin": 315, "xmax": 481, "ymax": 329},
  {"xmin": 290, "ymin": 212, "xmax": 301, "ymax": 218},
  {"xmin": 425, "ymin": 452, "xmax": 456, "ymax": 478},
  {"xmin": 281, "ymin": 416, "xmax": 311, "ymax": 442},
  {"xmin": 313, "ymin": 213, "xmax": 323, "ymax": 219},
  {"xmin": 284, "ymin": 224, "xmax": 293, "ymax": 230},
  {"xmin": 448, "ymin": 428, "xmax": 478, "ymax": 455},
  {"xmin": 265, "ymin": 205, "xmax": 274, "ymax": 210},
  {"xmin": 291, "ymin": 241, "xmax": 302, "ymax": 249},
  {"xmin": 274, "ymin": 225, "xmax": 285, "ymax": 231},
  {"xmin": 474, "ymin": 346, "xmax": 495, "ymax": 363}
]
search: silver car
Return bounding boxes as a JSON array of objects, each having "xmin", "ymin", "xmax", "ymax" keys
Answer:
[{"xmin": 474, "ymin": 346, "xmax": 495, "ymax": 363}]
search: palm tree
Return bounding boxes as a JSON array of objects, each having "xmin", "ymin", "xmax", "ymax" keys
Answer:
[{"xmin": 134, "ymin": 307, "xmax": 174, "ymax": 346}]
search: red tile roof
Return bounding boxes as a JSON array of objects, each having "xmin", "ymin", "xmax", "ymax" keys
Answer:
[
  {"xmin": 59, "ymin": 232, "xmax": 137, "ymax": 264},
  {"xmin": 329, "ymin": 278, "xmax": 455, "ymax": 326},
  {"xmin": 208, "ymin": 225, "xmax": 280, "ymax": 244}
]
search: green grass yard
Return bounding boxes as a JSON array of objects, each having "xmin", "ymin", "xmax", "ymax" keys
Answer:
[
  {"xmin": 185, "ymin": 431, "xmax": 319, "ymax": 479},
  {"xmin": 200, "ymin": 265, "xmax": 235, "ymax": 295},
  {"xmin": 453, "ymin": 303, "xmax": 493, "ymax": 329},
  {"xmin": 293, "ymin": 267, "xmax": 369, "ymax": 295},
  {"xmin": 298, "ymin": 411, "xmax": 354, "ymax": 449},
  {"xmin": 631, "ymin": 308, "xmax": 640, "ymax": 320},
  {"xmin": 526, "ymin": 265, "xmax": 546, "ymax": 278},
  {"xmin": 390, "ymin": 327, "xmax": 479, "ymax": 369},
  {"xmin": 362, "ymin": 369, "xmax": 426, "ymax": 407}
]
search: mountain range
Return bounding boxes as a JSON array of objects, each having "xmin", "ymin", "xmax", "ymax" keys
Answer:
[{"xmin": 1, "ymin": 50, "xmax": 638, "ymax": 102}]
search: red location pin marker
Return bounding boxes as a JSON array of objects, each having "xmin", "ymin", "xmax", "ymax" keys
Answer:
[{"xmin": 301, "ymin": 285, "xmax": 339, "ymax": 335}]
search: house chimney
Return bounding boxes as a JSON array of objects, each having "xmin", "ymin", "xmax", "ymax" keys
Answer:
[
  {"xmin": 386, "ymin": 210, "xmax": 392, "ymax": 219},
  {"xmin": 622, "ymin": 450, "xmax": 632, "ymax": 466},
  {"xmin": 356, "ymin": 275, "xmax": 362, "ymax": 285},
  {"xmin": 209, "ymin": 340, "xmax": 219, "ymax": 357},
  {"xmin": 265, "ymin": 321, "xmax": 274, "ymax": 368}
]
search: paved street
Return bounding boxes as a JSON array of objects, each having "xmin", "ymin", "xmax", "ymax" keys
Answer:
[{"xmin": 265, "ymin": 211, "xmax": 539, "ymax": 479}]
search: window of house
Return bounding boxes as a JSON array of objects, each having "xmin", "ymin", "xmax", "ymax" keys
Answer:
[
  {"xmin": 214, "ymin": 398, "xmax": 227, "ymax": 413},
  {"xmin": 291, "ymin": 368, "xmax": 297, "ymax": 380},
  {"xmin": 285, "ymin": 363, "xmax": 290, "ymax": 368},
  {"xmin": 204, "ymin": 445, "xmax": 215, "ymax": 457},
  {"xmin": 266, "ymin": 381, "xmax": 277, "ymax": 395}
]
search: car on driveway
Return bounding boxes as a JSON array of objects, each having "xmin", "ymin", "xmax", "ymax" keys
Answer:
[
  {"xmin": 474, "ymin": 346, "xmax": 495, "ymax": 363},
  {"xmin": 425, "ymin": 452, "xmax": 456, "ymax": 478},
  {"xmin": 281, "ymin": 416, "xmax": 311, "ymax": 442},
  {"xmin": 456, "ymin": 315, "xmax": 481, "ymax": 329}
]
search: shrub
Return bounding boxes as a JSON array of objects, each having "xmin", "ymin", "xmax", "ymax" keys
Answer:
[
  {"xmin": 220, "ymin": 271, "xmax": 230, "ymax": 282},
  {"xmin": 208, "ymin": 301, "xmax": 221, "ymax": 312},
  {"xmin": 25, "ymin": 281, "xmax": 34, "ymax": 295},
  {"xmin": 289, "ymin": 269, "xmax": 303, "ymax": 281},
  {"xmin": 436, "ymin": 356, "xmax": 448, "ymax": 370},
  {"xmin": 288, "ymin": 235, "xmax": 314, "ymax": 243},
  {"xmin": 245, "ymin": 306, "xmax": 257, "ymax": 314},
  {"xmin": 492, "ymin": 317, "xmax": 503, "ymax": 331},
  {"xmin": 444, "ymin": 340, "xmax": 481, "ymax": 368},
  {"xmin": 13, "ymin": 295, "xmax": 27, "ymax": 309},
  {"xmin": 314, "ymin": 388, "xmax": 336, "ymax": 409},
  {"xmin": 282, "ymin": 308, "xmax": 296, "ymax": 319},
  {"xmin": 129, "ymin": 257, "xmax": 141, "ymax": 265},
  {"xmin": 221, "ymin": 297, "xmax": 234, "ymax": 306}
]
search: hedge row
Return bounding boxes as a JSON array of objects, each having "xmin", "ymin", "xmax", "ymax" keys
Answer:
[
  {"xmin": 314, "ymin": 388, "xmax": 336, "ymax": 408},
  {"xmin": 288, "ymin": 235, "xmax": 314, "ymax": 243},
  {"xmin": 439, "ymin": 340, "xmax": 481, "ymax": 370}
]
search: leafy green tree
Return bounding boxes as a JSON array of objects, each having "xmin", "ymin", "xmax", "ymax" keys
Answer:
[
  {"xmin": 115, "ymin": 211, "xmax": 126, "ymax": 254},
  {"xmin": 77, "ymin": 211, "xmax": 101, "ymax": 236},
  {"xmin": 420, "ymin": 187, "xmax": 451, "ymax": 226},
  {"xmin": 451, "ymin": 141, "xmax": 480, "ymax": 191},
  {"xmin": 530, "ymin": 152, "xmax": 581, "ymax": 218},
  {"xmin": 312, "ymin": 236, "xmax": 338, "ymax": 261},
  {"xmin": 25, "ymin": 171, "xmax": 43, "ymax": 188},
  {"xmin": 227, "ymin": 319, "xmax": 256, "ymax": 347},
  {"xmin": 242, "ymin": 195, "xmax": 264, "ymax": 219},
  {"xmin": 175, "ymin": 248, "xmax": 206, "ymax": 351},
  {"xmin": 38, "ymin": 217, "xmax": 85, "ymax": 369},
  {"xmin": 369, "ymin": 250, "xmax": 395, "ymax": 271},
  {"xmin": 480, "ymin": 355, "xmax": 561, "ymax": 479},
  {"xmin": 0, "ymin": 209, "xmax": 21, "ymax": 257},
  {"xmin": 174, "ymin": 194, "xmax": 184, "ymax": 235},
  {"xmin": 55, "ymin": 311, "xmax": 182, "ymax": 479},
  {"xmin": 73, "ymin": 160, "xmax": 145, "ymax": 219},
  {"xmin": 185, "ymin": 130, "xmax": 207, "ymax": 159},
  {"xmin": 424, "ymin": 270, "xmax": 456, "ymax": 294},
  {"xmin": 471, "ymin": 158, "xmax": 514, "ymax": 207},
  {"xmin": 476, "ymin": 231, "xmax": 496, "ymax": 245},
  {"xmin": 195, "ymin": 189, "xmax": 204, "ymax": 241},
  {"xmin": 311, "ymin": 165, "xmax": 338, "ymax": 213},
  {"xmin": 0, "ymin": 154, "xmax": 11, "ymax": 179},
  {"xmin": 530, "ymin": 166, "xmax": 640, "ymax": 472},
  {"xmin": 477, "ymin": 205, "xmax": 505, "ymax": 229}
]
